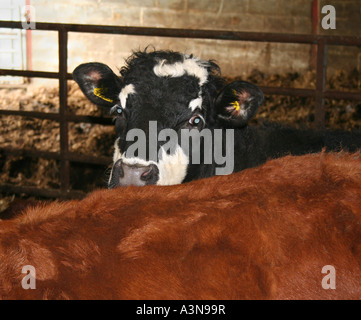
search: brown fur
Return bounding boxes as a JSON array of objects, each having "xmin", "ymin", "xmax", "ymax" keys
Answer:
[
  {"xmin": 1, "ymin": 152, "xmax": 361, "ymax": 300},
  {"xmin": 0, "ymin": 199, "xmax": 42, "ymax": 220}
]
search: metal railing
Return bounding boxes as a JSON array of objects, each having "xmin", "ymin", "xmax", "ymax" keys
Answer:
[{"xmin": 1, "ymin": 21, "xmax": 361, "ymax": 199}]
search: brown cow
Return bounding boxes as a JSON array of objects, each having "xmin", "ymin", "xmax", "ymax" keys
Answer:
[{"xmin": 1, "ymin": 152, "xmax": 361, "ymax": 300}]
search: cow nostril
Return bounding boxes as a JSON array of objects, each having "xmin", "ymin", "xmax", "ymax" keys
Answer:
[
  {"xmin": 114, "ymin": 160, "xmax": 123, "ymax": 168},
  {"xmin": 140, "ymin": 164, "xmax": 159, "ymax": 183},
  {"xmin": 113, "ymin": 161, "xmax": 159, "ymax": 187},
  {"xmin": 114, "ymin": 159, "xmax": 124, "ymax": 177},
  {"xmin": 140, "ymin": 166, "xmax": 153, "ymax": 181}
]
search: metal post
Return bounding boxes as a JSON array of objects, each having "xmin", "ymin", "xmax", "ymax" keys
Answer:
[
  {"xmin": 310, "ymin": 0, "xmax": 319, "ymax": 70},
  {"xmin": 315, "ymin": 38, "xmax": 327, "ymax": 129},
  {"xmin": 58, "ymin": 28, "xmax": 70, "ymax": 194}
]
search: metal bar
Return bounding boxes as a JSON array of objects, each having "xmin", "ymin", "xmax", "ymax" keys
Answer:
[
  {"xmin": 315, "ymin": 39, "xmax": 328, "ymax": 128},
  {"xmin": 65, "ymin": 114, "xmax": 113, "ymax": 125},
  {"xmin": 259, "ymin": 86, "xmax": 316, "ymax": 97},
  {"xmin": 1, "ymin": 20, "xmax": 361, "ymax": 201},
  {"xmin": 0, "ymin": 109, "xmax": 60, "ymax": 120},
  {"xmin": 310, "ymin": 0, "xmax": 319, "ymax": 70},
  {"xmin": 0, "ymin": 109, "xmax": 113, "ymax": 125},
  {"xmin": 67, "ymin": 152, "xmax": 111, "ymax": 165},
  {"xmin": 0, "ymin": 68, "xmax": 72, "ymax": 79},
  {"xmin": 0, "ymin": 147, "xmax": 112, "ymax": 165},
  {"xmin": 324, "ymin": 90, "xmax": 361, "ymax": 101},
  {"xmin": 0, "ymin": 147, "xmax": 60, "ymax": 160},
  {"xmin": 0, "ymin": 84, "xmax": 360, "ymax": 107},
  {"xmin": 58, "ymin": 28, "xmax": 70, "ymax": 193},
  {"xmin": 1, "ymin": 21, "xmax": 361, "ymax": 46}
]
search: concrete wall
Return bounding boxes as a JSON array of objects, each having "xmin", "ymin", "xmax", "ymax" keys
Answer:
[{"xmin": 27, "ymin": 0, "xmax": 361, "ymax": 80}]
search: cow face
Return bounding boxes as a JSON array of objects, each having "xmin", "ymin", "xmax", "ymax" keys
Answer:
[{"xmin": 73, "ymin": 50, "xmax": 264, "ymax": 188}]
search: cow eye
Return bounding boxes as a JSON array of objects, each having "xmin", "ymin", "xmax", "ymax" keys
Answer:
[
  {"xmin": 188, "ymin": 115, "xmax": 204, "ymax": 128},
  {"xmin": 116, "ymin": 105, "xmax": 123, "ymax": 115},
  {"xmin": 111, "ymin": 104, "xmax": 124, "ymax": 116}
]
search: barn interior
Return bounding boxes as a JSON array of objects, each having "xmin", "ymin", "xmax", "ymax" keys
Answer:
[{"xmin": 0, "ymin": 0, "xmax": 360, "ymax": 214}]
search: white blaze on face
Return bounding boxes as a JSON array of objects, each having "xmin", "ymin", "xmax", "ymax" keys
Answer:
[
  {"xmin": 118, "ymin": 84, "xmax": 135, "ymax": 109},
  {"xmin": 188, "ymin": 95, "xmax": 203, "ymax": 112},
  {"xmin": 157, "ymin": 145, "xmax": 189, "ymax": 185},
  {"xmin": 153, "ymin": 55, "xmax": 209, "ymax": 111}
]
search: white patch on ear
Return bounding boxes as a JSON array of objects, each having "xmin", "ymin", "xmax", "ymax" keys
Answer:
[
  {"xmin": 153, "ymin": 55, "xmax": 209, "ymax": 86},
  {"xmin": 157, "ymin": 145, "xmax": 189, "ymax": 186},
  {"xmin": 239, "ymin": 107, "xmax": 248, "ymax": 119},
  {"xmin": 119, "ymin": 84, "xmax": 135, "ymax": 109}
]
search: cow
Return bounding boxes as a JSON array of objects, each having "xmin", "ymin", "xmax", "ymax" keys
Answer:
[
  {"xmin": 0, "ymin": 152, "xmax": 361, "ymax": 300},
  {"xmin": 0, "ymin": 199, "xmax": 42, "ymax": 220},
  {"xmin": 73, "ymin": 49, "xmax": 361, "ymax": 188}
]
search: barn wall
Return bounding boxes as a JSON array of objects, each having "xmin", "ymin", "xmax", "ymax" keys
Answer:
[{"xmin": 28, "ymin": 0, "xmax": 361, "ymax": 79}]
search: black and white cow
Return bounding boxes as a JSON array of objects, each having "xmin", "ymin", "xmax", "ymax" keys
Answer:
[{"xmin": 73, "ymin": 49, "xmax": 361, "ymax": 188}]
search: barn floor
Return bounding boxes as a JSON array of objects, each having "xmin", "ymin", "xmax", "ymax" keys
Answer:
[{"xmin": 0, "ymin": 68, "xmax": 360, "ymax": 214}]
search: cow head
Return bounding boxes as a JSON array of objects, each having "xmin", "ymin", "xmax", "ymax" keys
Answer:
[{"xmin": 73, "ymin": 50, "xmax": 264, "ymax": 188}]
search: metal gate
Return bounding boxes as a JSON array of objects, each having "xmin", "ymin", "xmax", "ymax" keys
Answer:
[{"xmin": 0, "ymin": 21, "xmax": 361, "ymax": 199}]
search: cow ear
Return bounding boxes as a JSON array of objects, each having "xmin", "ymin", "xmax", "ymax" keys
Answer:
[
  {"xmin": 215, "ymin": 81, "xmax": 264, "ymax": 127},
  {"xmin": 73, "ymin": 62, "xmax": 122, "ymax": 108}
]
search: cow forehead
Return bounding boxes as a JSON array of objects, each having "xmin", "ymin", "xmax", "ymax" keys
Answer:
[
  {"xmin": 153, "ymin": 55, "xmax": 210, "ymax": 86},
  {"xmin": 123, "ymin": 55, "xmax": 210, "ymax": 111},
  {"xmin": 115, "ymin": 53, "xmax": 212, "ymax": 127}
]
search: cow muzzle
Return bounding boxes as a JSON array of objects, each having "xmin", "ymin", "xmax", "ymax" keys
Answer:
[{"xmin": 110, "ymin": 159, "xmax": 159, "ymax": 187}]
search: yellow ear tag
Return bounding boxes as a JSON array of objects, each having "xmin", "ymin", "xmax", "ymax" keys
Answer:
[
  {"xmin": 230, "ymin": 89, "xmax": 240, "ymax": 110},
  {"xmin": 93, "ymin": 87, "xmax": 114, "ymax": 103},
  {"xmin": 231, "ymin": 100, "xmax": 240, "ymax": 111}
]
